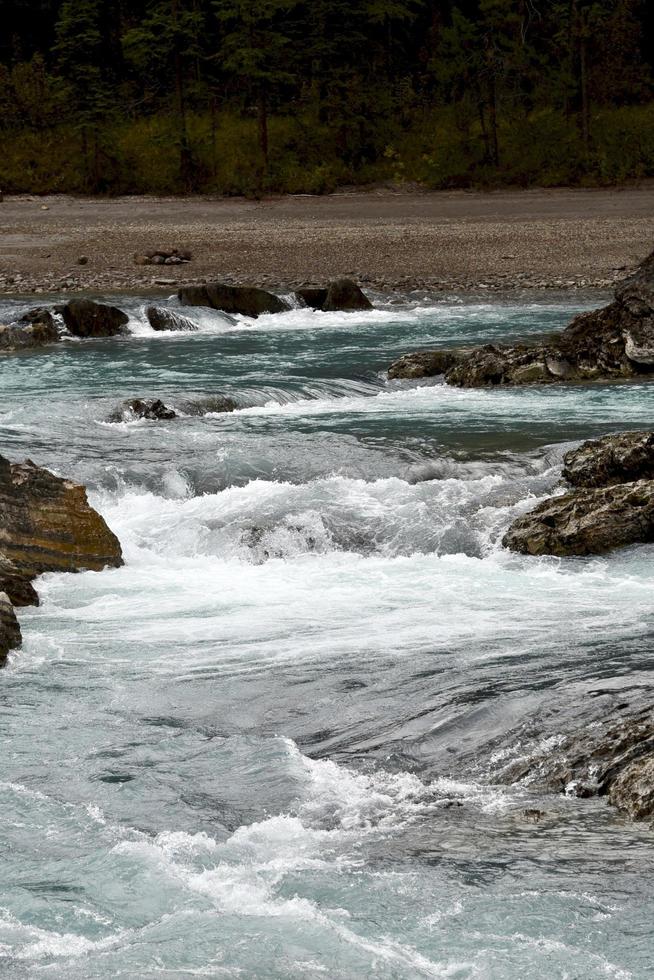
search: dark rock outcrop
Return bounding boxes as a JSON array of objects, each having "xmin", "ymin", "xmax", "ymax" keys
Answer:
[
  {"xmin": 296, "ymin": 279, "xmax": 372, "ymax": 312},
  {"xmin": 503, "ymin": 430, "xmax": 654, "ymax": 557},
  {"xmin": 388, "ymin": 248, "xmax": 654, "ymax": 385},
  {"xmin": 60, "ymin": 299, "xmax": 129, "ymax": 338},
  {"xmin": 296, "ymin": 287, "xmax": 328, "ymax": 310},
  {"xmin": 500, "ymin": 706, "xmax": 654, "ymax": 822},
  {"xmin": 323, "ymin": 278, "xmax": 373, "ymax": 312},
  {"xmin": 502, "ymin": 479, "xmax": 654, "ymax": 556},
  {"xmin": 178, "ymin": 283, "xmax": 288, "ymax": 318},
  {"xmin": 387, "ymin": 350, "xmax": 459, "ymax": 380},
  {"xmin": 146, "ymin": 306, "xmax": 198, "ymax": 332},
  {"xmin": 0, "ymin": 592, "xmax": 21, "ymax": 666},
  {"xmin": 0, "ymin": 455, "xmax": 123, "ymax": 579},
  {"xmin": 0, "ymin": 556, "xmax": 39, "ymax": 607},
  {"xmin": 109, "ymin": 398, "xmax": 177, "ymax": 422},
  {"xmin": 562, "ymin": 431, "xmax": 654, "ymax": 488}
]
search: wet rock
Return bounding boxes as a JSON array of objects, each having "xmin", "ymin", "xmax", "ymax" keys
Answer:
[
  {"xmin": 562, "ymin": 431, "xmax": 654, "ymax": 488},
  {"xmin": 178, "ymin": 395, "xmax": 238, "ymax": 416},
  {"xmin": 388, "ymin": 350, "xmax": 459, "ymax": 379},
  {"xmin": 0, "ymin": 556, "xmax": 39, "ymax": 607},
  {"xmin": 609, "ymin": 755, "xmax": 654, "ymax": 820},
  {"xmin": 296, "ymin": 286, "xmax": 328, "ymax": 310},
  {"xmin": 0, "ymin": 454, "xmax": 123, "ymax": 578},
  {"xmin": 60, "ymin": 299, "xmax": 128, "ymax": 338},
  {"xmin": 0, "ymin": 592, "xmax": 21, "ymax": 666},
  {"xmin": 323, "ymin": 278, "xmax": 373, "ymax": 312},
  {"xmin": 387, "ymin": 248, "xmax": 654, "ymax": 386},
  {"xmin": 0, "ymin": 312, "xmax": 59, "ymax": 352},
  {"xmin": 110, "ymin": 398, "xmax": 177, "ymax": 422},
  {"xmin": 178, "ymin": 283, "xmax": 288, "ymax": 318},
  {"xmin": 145, "ymin": 306, "xmax": 198, "ymax": 332},
  {"xmin": 502, "ymin": 479, "xmax": 654, "ymax": 556},
  {"xmin": 501, "ymin": 705, "xmax": 654, "ymax": 822}
]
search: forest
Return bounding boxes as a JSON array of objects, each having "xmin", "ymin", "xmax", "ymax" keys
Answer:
[{"xmin": 1, "ymin": 0, "xmax": 653, "ymax": 195}]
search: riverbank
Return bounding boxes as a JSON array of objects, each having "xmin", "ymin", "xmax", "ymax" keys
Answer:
[{"xmin": 1, "ymin": 185, "xmax": 653, "ymax": 295}]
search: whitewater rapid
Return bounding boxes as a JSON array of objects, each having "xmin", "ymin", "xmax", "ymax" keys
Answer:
[{"xmin": 1, "ymin": 293, "xmax": 653, "ymax": 978}]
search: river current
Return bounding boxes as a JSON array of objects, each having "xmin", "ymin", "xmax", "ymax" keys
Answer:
[{"xmin": 0, "ymin": 293, "xmax": 653, "ymax": 978}]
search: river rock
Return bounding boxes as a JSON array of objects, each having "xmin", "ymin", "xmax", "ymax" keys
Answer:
[
  {"xmin": 296, "ymin": 287, "xmax": 328, "ymax": 310},
  {"xmin": 146, "ymin": 306, "xmax": 198, "ymax": 332},
  {"xmin": 0, "ymin": 315, "xmax": 59, "ymax": 352},
  {"xmin": 499, "ymin": 705, "xmax": 654, "ymax": 822},
  {"xmin": 323, "ymin": 278, "xmax": 373, "ymax": 312},
  {"xmin": 60, "ymin": 299, "xmax": 129, "ymax": 338},
  {"xmin": 388, "ymin": 350, "xmax": 459, "ymax": 379},
  {"xmin": 502, "ymin": 479, "xmax": 654, "ymax": 556},
  {"xmin": 562, "ymin": 431, "xmax": 654, "ymax": 488},
  {"xmin": 178, "ymin": 283, "xmax": 288, "ymax": 318},
  {"xmin": 388, "ymin": 248, "xmax": 654, "ymax": 386},
  {"xmin": 0, "ymin": 592, "xmax": 21, "ymax": 666},
  {"xmin": 110, "ymin": 398, "xmax": 177, "ymax": 422},
  {"xmin": 178, "ymin": 395, "xmax": 238, "ymax": 415},
  {"xmin": 0, "ymin": 454, "xmax": 123, "ymax": 577}
]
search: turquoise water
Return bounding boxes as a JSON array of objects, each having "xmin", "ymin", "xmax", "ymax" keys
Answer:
[{"xmin": 1, "ymin": 294, "xmax": 653, "ymax": 978}]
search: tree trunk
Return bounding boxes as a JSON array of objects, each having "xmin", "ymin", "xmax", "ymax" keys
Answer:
[
  {"xmin": 172, "ymin": 0, "xmax": 193, "ymax": 190},
  {"xmin": 258, "ymin": 84, "xmax": 269, "ymax": 176}
]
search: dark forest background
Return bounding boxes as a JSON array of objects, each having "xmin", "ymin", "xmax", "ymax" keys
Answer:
[{"xmin": 1, "ymin": 0, "xmax": 653, "ymax": 195}]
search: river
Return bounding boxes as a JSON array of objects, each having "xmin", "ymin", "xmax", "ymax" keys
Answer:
[{"xmin": 1, "ymin": 292, "xmax": 653, "ymax": 978}]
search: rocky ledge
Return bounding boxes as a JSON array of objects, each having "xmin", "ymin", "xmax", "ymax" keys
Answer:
[
  {"xmin": 388, "ymin": 248, "xmax": 654, "ymax": 386},
  {"xmin": 0, "ymin": 455, "xmax": 123, "ymax": 665},
  {"xmin": 503, "ymin": 430, "xmax": 654, "ymax": 556},
  {"xmin": 500, "ymin": 704, "xmax": 654, "ymax": 823}
]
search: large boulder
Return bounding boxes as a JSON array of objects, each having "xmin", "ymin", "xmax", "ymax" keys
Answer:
[
  {"xmin": 60, "ymin": 299, "xmax": 129, "ymax": 338},
  {"xmin": 323, "ymin": 278, "xmax": 372, "ymax": 312},
  {"xmin": 0, "ymin": 455, "xmax": 123, "ymax": 578},
  {"xmin": 562, "ymin": 431, "xmax": 654, "ymax": 488},
  {"xmin": 145, "ymin": 306, "xmax": 198, "ymax": 332},
  {"xmin": 0, "ymin": 592, "xmax": 21, "ymax": 666},
  {"xmin": 502, "ymin": 479, "xmax": 654, "ymax": 557},
  {"xmin": 178, "ymin": 283, "xmax": 288, "ymax": 318},
  {"xmin": 296, "ymin": 280, "xmax": 372, "ymax": 312}
]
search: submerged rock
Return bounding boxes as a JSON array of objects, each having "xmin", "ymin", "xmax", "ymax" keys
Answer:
[
  {"xmin": 178, "ymin": 395, "xmax": 238, "ymax": 416},
  {"xmin": 0, "ymin": 592, "xmax": 21, "ymax": 666},
  {"xmin": 145, "ymin": 306, "xmax": 198, "ymax": 332},
  {"xmin": 502, "ymin": 479, "xmax": 654, "ymax": 556},
  {"xmin": 178, "ymin": 283, "xmax": 288, "ymax": 318},
  {"xmin": 0, "ymin": 454, "xmax": 123, "ymax": 578},
  {"xmin": 60, "ymin": 299, "xmax": 129, "ymax": 338},
  {"xmin": 388, "ymin": 248, "xmax": 654, "ymax": 386},
  {"xmin": 562, "ymin": 431, "xmax": 654, "ymax": 488},
  {"xmin": 110, "ymin": 398, "xmax": 177, "ymax": 422}
]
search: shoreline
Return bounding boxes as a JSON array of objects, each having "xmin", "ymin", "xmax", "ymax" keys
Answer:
[{"xmin": 1, "ymin": 186, "xmax": 653, "ymax": 296}]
